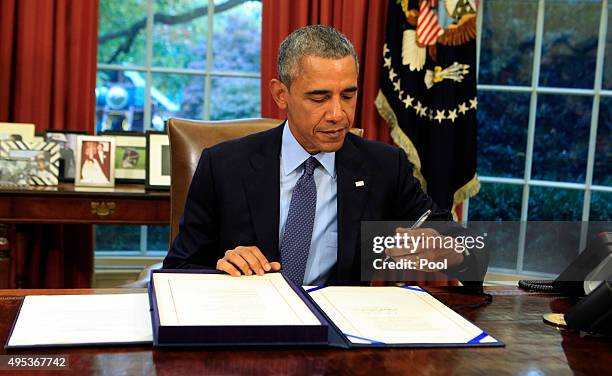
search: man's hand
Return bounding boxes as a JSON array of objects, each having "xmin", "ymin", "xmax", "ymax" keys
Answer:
[
  {"xmin": 216, "ymin": 246, "xmax": 281, "ymax": 276},
  {"xmin": 384, "ymin": 228, "xmax": 465, "ymax": 272}
]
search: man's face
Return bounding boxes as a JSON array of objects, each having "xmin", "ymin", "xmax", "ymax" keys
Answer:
[{"xmin": 277, "ymin": 55, "xmax": 358, "ymax": 154}]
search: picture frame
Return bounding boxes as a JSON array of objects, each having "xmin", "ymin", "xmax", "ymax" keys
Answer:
[
  {"xmin": 146, "ymin": 132, "xmax": 170, "ymax": 190},
  {"xmin": 44, "ymin": 130, "xmax": 87, "ymax": 182},
  {"xmin": 75, "ymin": 136, "xmax": 116, "ymax": 188},
  {"xmin": 0, "ymin": 122, "xmax": 36, "ymax": 142},
  {"xmin": 100, "ymin": 131, "xmax": 147, "ymax": 183},
  {"xmin": 0, "ymin": 140, "xmax": 61, "ymax": 186},
  {"xmin": 0, "ymin": 158, "xmax": 31, "ymax": 187}
]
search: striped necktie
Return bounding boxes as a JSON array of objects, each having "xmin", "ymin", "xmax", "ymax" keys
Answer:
[{"xmin": 280, "ymin": 156, "xmax": 318, "ymax": 285}]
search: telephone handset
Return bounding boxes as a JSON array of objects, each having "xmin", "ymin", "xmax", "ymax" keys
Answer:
[{"xmin": 518, "ymin": 232, "xmax": 612, "ymax": 296}]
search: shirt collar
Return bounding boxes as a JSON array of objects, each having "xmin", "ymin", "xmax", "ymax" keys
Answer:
[{"xmin": 281, "ymin": 121, "xmax": 336, "ymax": 178}]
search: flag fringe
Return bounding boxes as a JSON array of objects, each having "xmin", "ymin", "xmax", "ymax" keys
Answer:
[
  {"xmin": 375, "ymin": 90, "xmax": 480, "ymax": 221},
  {"xmin": 375, "ymin": 90, "xmax": 427, "ymax": 192},
  {"xmin": 452, "ymin": 173, "xmax": 480, "ymax": 221}
]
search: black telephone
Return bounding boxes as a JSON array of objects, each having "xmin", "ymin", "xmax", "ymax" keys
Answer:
[
  {"xmin": 564, "ymin": 279, "xmax": 612, "ymax": 336},
  {"xmin": 519, "ymin": 232, "xmax": 612, "ymax": 336},
  {"xmin": 518, "ymin": 232, "xmax": 612, "ymax": 296}
]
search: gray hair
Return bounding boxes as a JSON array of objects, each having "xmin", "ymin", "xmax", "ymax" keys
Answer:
[{"xmin": 277, "ymin": 25, "xmax": 359, "ymax": 87}]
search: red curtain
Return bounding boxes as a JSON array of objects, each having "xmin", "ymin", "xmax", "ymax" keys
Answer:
[
  {"xmin": 0, "ymin": 0, "xmax": 98, "ymax": 133},
  {"xmin": 0, "ymin": 0, "xmax": 99, "ymax": 288},
  {"xmin": 261, "ymin": 0, "xmax": 390, "ymax": 143}
]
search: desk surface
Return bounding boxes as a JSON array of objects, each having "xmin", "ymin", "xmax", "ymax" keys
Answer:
[
  {"xmin": 0, "ymin": 287, "xmax": 610, "ymax": 375},
  {"xmin": 0, "ymin": 183, "xmax": 170, "ymax": 225}
]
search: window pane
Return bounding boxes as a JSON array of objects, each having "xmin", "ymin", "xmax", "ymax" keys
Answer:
[
  {"xmin": 153, "ymin": 0, "xmax": 208, "ymax": 69},
  {"xmin": 469, "ymin": 183, "xmax": 522, "ymax": 270},
  {"xmin": 484, "ymin": 225, "xmax": 519, "ymax": 271},
  {"xmin": 528, "ymin": 187, "xmax": 584, "ymax": 221},
  {"xmin": 590, "ymin": 191, "xmax": 612, "ymax": 221},
  {"xmin": 532, "ymin": 95, "xmax": 591, "ymax": 183},
  {"xmin": 593, "ymin": 97, "xmax": 612, "ymax": 186},
  {"xmin": 525, "ymin": 187, "xmax": 584, "ymax": 274},
  {"xmin": 96, "ymin": 70, "xmax": 147, "ymax": 133},
  {"xmin": 477, "ymin": 92, "xmax": 529, "ymax": 178},
  {"xmin": 210, "ymin": 77, "xmax": 260, "ymax": 120},
  {"xmin": 469, "ymin": 182, "xmax": 522, "ymax": 221},
  {"xmin": 147, "ymin": 225, "xmax": 170, "ymax": 251},
  {"xmin": 479, "ymin": 0, "xmax": 536, "ymax": 85},
  {"xmin": 539, "ymin": 0, "xmax": 599, "ymax": 88},
  {"xmin": 98, "ymin": 0, "xmax": 148, "ymax": 66},
  {"xmin": 523, "ymin": 221, "xmax": 581, "ymax": 275},
  {"xmin": 212, "ymin": 1, "xmax": 262, "ymax": 73},
  {"xmin": 151, "ymin": 73, "xmax": 205, "ymax": 129},
  {"xmin": 603, "ymin": 4, "xmax": 612, "ymax": 89},
  {"xmin": 95, "ymin": 225, "xmax": 141, "ymax": 252}
]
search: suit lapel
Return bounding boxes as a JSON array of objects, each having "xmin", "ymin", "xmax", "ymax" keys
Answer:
[
  {"xmin": 243, "ymin": 125, "xmax": 284, "ymax": 262},
  {"xmin": 336, "ymin": 136, "xmax": 370, "ymax": 284}
]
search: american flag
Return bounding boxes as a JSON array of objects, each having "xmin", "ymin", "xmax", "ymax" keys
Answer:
[{"xmin": 417, "ymin": 0, "xmax": 443, "ymax": 46}]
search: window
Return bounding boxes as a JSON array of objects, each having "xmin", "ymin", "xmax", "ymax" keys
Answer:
[
  {"xmin": 95, "ymin": 0, "xmax": 262, "ymax": 257},
  {"xmin": 470, "ymin": 0, "xmax": 611, "ymax": 276}
]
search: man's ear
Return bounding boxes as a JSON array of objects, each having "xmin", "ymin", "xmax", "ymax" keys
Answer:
[{"xmin": 269, "ymin": 79, "xmax": 289, "ymax": 110}]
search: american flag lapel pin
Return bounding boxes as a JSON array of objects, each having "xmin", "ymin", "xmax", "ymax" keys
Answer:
[{"xmin": 355, "ymin": 180, "xmax": 365, "ymax": 187}]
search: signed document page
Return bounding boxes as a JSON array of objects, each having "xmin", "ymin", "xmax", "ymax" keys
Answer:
[
  {"xmin": 308, "ymin": 286, "xmax": 498, "ymax": 345},
  {"xmin": 7, "ymin": 293, "xmax": 152, "ymax": 348},
  {"xmin": 153, "ymin": 273, "xmax": 320, "ymax": 326}
]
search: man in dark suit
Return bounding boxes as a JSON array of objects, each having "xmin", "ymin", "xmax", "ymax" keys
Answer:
[
  {"xmin": 164, "ymin": 25, "xmax": 488, "ymax": 287},
  {"xmin": 95, "ymin": 142, "xmax": 111, "ymax": 182}
]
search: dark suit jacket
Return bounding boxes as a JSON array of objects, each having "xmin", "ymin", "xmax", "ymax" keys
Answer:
[
  {"xmin": 95, "ymin": 149, "xmax": 111, "ymax": 182},
  {"xmin": 164, "ymin": 124, "xmax": 488, "ymax": 287}
]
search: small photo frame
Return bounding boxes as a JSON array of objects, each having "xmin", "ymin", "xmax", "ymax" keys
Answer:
[
  {"xmin": 45, "ymin": 130, "xmax": 87, "ymax": 181},
  {"xmin": 75, "ymin": 136, "xmax": 116, "ymax": 188},
  {"xmin": 0, "ymin": 140, "xmax": 60, "ymax": 186},
  {"xmin": 0, "ymin": 158, "xmax": 31, "ymax": 187},
  {"xmin": 101, "ymin": 132, "xmax": 147, "ymax": 183},
  {"xmin": 146, "ymin": 132, "xmax": 170, "ymax": 190},
  {"xmin": 0, "ymin": 122, "xmax": 36, "ymax": 142}
]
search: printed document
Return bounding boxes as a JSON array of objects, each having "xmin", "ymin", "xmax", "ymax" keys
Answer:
[
  {"xmin": 153, "ymin": 272, "xmax": 320, "ymax": 326},
  {"xmin": 308, "ymin": 286, "xmax": 498, "ymax": 345},
  {"xmin": 7, "ymin": 293, "xmax": 152, "ymax": 347}
]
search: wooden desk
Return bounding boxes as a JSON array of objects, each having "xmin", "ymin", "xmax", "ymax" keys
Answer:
[
  {"xmin": 0, "ymin": 184, "xmax": 170, "ymax": 289},
  {"xmin": 0, "ymin": 287, "xmax": 610, "ymax": 375}
]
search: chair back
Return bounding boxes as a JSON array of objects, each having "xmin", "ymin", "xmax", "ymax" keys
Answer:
[{"xmin": 167, "ymin": 117, "xmax": 281, "ymax": 244}]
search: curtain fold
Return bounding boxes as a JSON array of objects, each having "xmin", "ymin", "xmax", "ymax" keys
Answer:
[
  {"xmin": 0, "ymin": 0, "xmax": 99, "ymax": 133},
  {"xmin": 261, "ymin": 0, "xmax": 390, "ymax": 143}
]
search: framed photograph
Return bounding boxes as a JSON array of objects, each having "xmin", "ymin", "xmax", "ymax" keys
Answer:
[
  {"xmin": 100, "ymin": 132, "xmax": 147, "ymax": 183},
  {"xmin": 0, "ymin": 140, "xmax": 61, "ymax": 186},
  {"xmin": 0, "ymin": 158, "xmax": 31, "ymax": 187},
  {"xmin": 0, "ymin": 122, "xmax": 36, "ymax": 142},
  {"xmin": 45, "ymin": 130, "xmax": 87, "ymax": 181},
  {"xmin": 75, "ymin": 136, "xmax": 116, "ymax": 188},
  {"xmin": 146, "ymin": 132, "xmax": 170, "ymax": 190}
]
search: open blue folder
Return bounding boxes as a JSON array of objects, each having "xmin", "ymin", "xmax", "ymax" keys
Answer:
[
  {"xmin": 149, "ymin": 270, "xmax": 504, "ymax": 348},
  {"xmin": 304, "ymin": 285, "xmax": 503, "ymax": 348}
]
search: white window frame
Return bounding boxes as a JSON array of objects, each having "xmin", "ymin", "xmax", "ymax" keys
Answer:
[
  {"xmin": 470, "ymin": 0, "xmax": 611, "ymax": 277},
  {"xmin": 95, "ymin": 0, "xmax": 261, "ymax": 255}
]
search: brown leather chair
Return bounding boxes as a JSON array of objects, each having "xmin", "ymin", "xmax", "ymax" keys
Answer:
[
  {"xmin": 167, "ymin": 117, "xmax": 283, "ymax": 244},
  {"xmin": 122, "ymin": 119, "xmax": 364, "ymax": 288}
]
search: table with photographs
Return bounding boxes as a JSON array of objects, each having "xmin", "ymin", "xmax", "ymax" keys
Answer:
[{"xmin": 0, "ymin": 183, "xmax": 170, "ymax": 289}]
